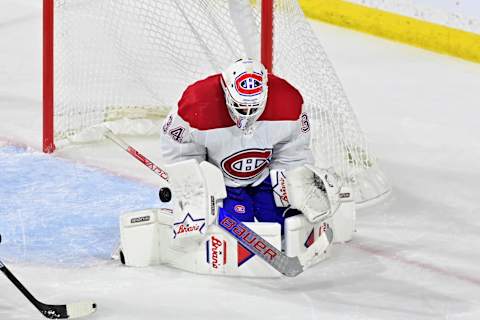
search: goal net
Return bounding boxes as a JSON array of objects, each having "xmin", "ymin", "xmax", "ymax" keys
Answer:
[{"xmin": 45, "ymin": 0, "xmax": 390, "ymax": 205}]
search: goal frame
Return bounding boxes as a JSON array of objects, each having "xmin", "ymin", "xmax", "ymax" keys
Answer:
[
  {"xmin": 41, "ymin": 0, "xmax": 390, "ymax": 205},
  {"xmin": 42, "ymin": 0, "xmax": 274, "ymax": 153},
  {"xmin": 43, "ymin": 0, "xmax": 55, "ymax": 153}
]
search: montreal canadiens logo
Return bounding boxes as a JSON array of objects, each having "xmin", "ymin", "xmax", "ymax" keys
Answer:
[
  {"xmin": 235, "ymin": 72, "xmax": 263, "ymax": 96},
  {"xmin": 234, "ymin": 205, "xmax": 246, "ymax": 214},
  {"xmin": 221, "ymin": 149, "xmax": 272, "ymax": 180}
]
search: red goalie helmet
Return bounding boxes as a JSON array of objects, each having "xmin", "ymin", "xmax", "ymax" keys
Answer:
[{"xmin": 221, "ymin": 58, "xmax": 268, "ymax": 134}]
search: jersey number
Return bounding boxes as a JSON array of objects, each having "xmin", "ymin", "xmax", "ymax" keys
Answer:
[
  {"xmin": 169, "ymin": 127, "xmax": 185, "ymax": 142},
  {"xmin": 301, "ymin": 113, "xmax": 310, "ymax": 133}
]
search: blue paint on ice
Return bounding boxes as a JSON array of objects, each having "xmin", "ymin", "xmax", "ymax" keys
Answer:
[{"xmin": 0, "ymin": 145, "xmax": 159, "ymax": 267}]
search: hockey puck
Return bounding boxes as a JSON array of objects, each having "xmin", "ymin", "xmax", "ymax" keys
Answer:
[{"xmin": 159, "ymin": 187, "xmax": 172, "ymax": 202}]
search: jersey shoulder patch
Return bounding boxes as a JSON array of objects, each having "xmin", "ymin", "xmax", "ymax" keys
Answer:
[
  {"xmin": 258, "ymin": 74, "xmax": 303, "ymax": 121},
  {"xmin": 177, "ymin": 74, "xmax": 235, "ymax": 131}
]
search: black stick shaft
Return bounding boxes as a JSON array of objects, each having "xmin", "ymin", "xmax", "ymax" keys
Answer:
[
  {"xmin": 0, "ymin": 260, "xmax": 44, "ymax": 312},
  {"xmin": 0, "ymin": 260, "xmax": 70, "ymax": 319},
  {"xmin": 0, "ymin": 236, "xmax": 94, "ymax": 319}
]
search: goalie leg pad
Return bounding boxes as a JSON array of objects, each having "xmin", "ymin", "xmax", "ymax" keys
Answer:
[
  {"xmin": 284, "ymin": 186, "xmax": 355, "ymax": 252},
  {"xmin": 119, "ymin": 208, "xmax": 173, "ymax": 267},
  {"xmin": 330, "ymin": 186, "xmax": 356, "ymax": 243},
  {"xmin": 284, "ymin": 214, "xmax": 332, "ymax": 267},
  {"xmin": 119, "ymin": 208, "xmax": 283, "ymax": 277},
  {"xmin": 166, "ymin": 222, "xmax": 281, "ymax": 278}
]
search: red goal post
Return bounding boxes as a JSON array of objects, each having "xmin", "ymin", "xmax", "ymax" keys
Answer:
[{"xmin": 43, "ymin": 0, "xmax": 55, "ymax": 153}]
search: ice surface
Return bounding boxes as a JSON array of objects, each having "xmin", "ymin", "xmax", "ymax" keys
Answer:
[
  {"xmin": 0, "ymin": 145, "xmax": 159, "ymax": 267},
  {"xmin": 1, "ymin": 1, "xmax": 480, "ymax": 320}
]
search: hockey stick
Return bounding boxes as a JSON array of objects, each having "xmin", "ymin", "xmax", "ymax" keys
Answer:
[
  {"xmin": 0, "ymin": 236, "xmax": 96, "ymax": 319},
  {"xmin": 104, "ymin": 129, "xmax": 333, "ymax": 276},
  {"xmin": 103, "ymin": 129, "xmax": 171, "ymax": 202},
  {"xmin": 103, "ymin": 129, "xmax": 169, "ymax": 183}
]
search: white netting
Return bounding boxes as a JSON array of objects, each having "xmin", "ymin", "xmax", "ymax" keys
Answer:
[{"xmin": 53, "ymin": 0, "xmax": 390, "ymax": 204}]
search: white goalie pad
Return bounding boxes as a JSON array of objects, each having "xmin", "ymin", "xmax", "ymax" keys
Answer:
[
  {"xmin": 199, "ymin": 161, "xmax": 227, "ymax": 222},
  {"xmin": 285, "ymin": 190, "xmax": 355, "ymax": 250},
  {"xmin": 118, "ymin": 163, "xmax": 351, "ymax": 275},
  {"xmin": 120, "ymin": 206, "xmax": 283, "ymax": 277},
  {"xmin": 285, "ymin": 165, "xmax": 342, "ymax": 224},
  {"xmin": 284, "ymin": 215, "xmax": 332, "ymax": 266},
  {"xmin": 329, "ymin": 186, "xmax": 356, "ymax": 243},
  {"xmin": 165, "ymin": 159, "xmax": 226, "ymax": 247},
  {"xmin": 119, "ymin": 207, "xmax": 344, "ymax": 276},
  {"xmin": 166, "ymin": 159, "xmax": 208, "ymax": 243},
  {"xmin": 168, "ymin": 223, "xmax": 282, "ymax": 278},
  {"xmin": 119, "ymin": 208, "xmax": 173, "ymax": 267}
]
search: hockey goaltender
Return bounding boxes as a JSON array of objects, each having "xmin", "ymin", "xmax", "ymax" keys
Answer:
[{"xmin": 112, "ymin": 59, "xmax": 356, "ymax": 278}]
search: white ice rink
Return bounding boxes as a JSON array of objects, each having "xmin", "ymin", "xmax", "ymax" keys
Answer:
[{"xmin": 1, "ymin": 1, "xmax": 480, "ymax": 319}]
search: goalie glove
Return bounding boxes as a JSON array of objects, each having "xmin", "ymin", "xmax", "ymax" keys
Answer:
[{"xmin": 285, "ymin": 165, "xmax": 341, "ymax": 224}]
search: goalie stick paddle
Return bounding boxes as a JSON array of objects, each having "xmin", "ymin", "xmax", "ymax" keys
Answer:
[
  {"xmin": 0, "ymin": 236, "xmax": 96, "ymax": 319},
  {"xmin": 104, "ymin": 129, "xmax": 333, "ymax": 276}
]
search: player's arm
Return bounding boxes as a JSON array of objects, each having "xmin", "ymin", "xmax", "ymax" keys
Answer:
[
  {"xmin": 160, "ymin": 112, "xmax": 206, "ymax": 164},
  {"xmin": 270, "ymin": 112, "xmax": 314, "ymax": 171},
  {"xmin": 269, "ymin": 111, "xmax": 314, "ymax": 208}
]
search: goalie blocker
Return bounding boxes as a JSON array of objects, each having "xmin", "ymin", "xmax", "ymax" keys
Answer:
[{"xmin": 119, "ymin": 160, "xmax": 355, "ymax": 277}]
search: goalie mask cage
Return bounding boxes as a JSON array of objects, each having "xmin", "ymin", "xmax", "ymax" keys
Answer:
[{"xmin": 43, "ymin": 0, "xmax": 390, "ymax": 205}]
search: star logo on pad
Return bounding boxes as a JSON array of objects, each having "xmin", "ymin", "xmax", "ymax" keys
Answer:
[{"xmin": 172, "ymin": 213, "xmax": 206, "ymax": 239}]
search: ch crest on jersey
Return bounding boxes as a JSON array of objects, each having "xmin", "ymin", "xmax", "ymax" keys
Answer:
[
  {"xmin": 221, "ymin": 148, "xmax": 272, "ymax": 180},
  {"xmin": 235, "ymin": 72, "xmax": 264, "ymax": 96}
]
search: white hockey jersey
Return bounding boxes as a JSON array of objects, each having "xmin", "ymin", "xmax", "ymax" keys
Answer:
[{"xmin": 160, "ymin": 74, "xmax": 314, "ymax": 187}]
